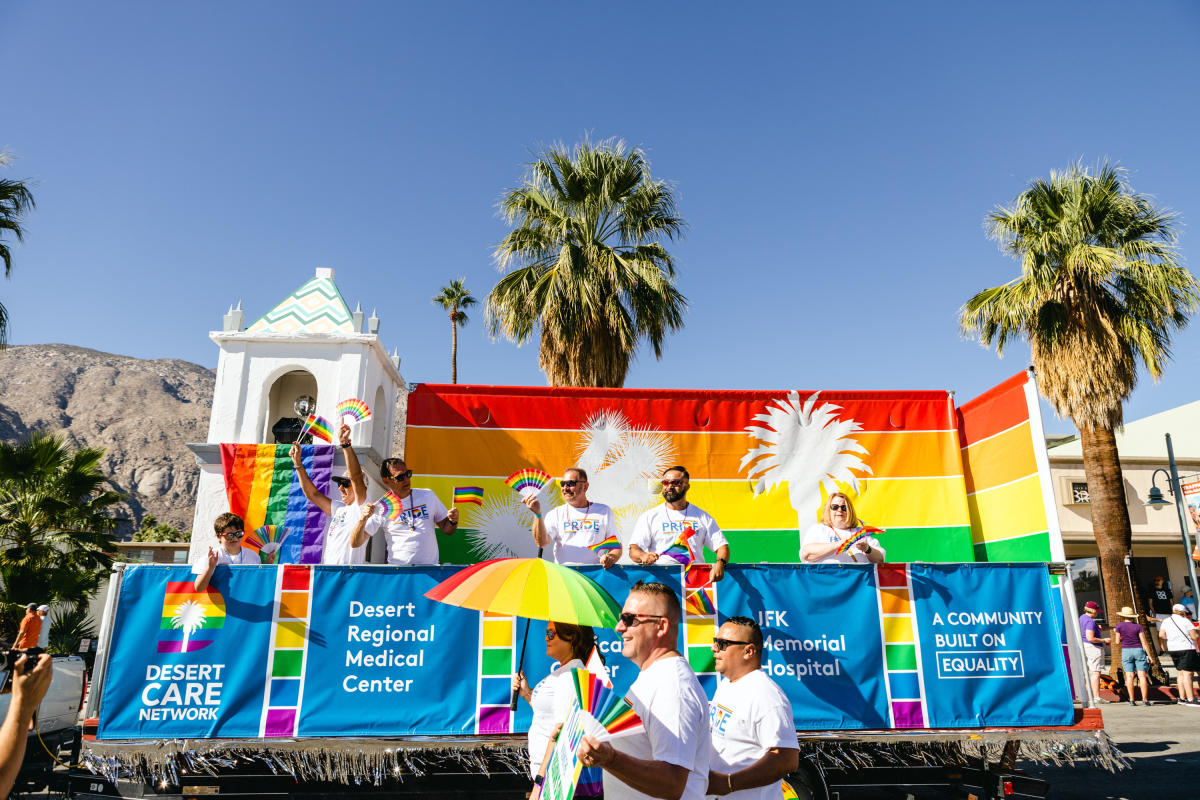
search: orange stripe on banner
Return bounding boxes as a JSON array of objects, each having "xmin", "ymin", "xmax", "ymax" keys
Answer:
[
  {"xmin": 226, "ymin": 445, "xmax": 259, "ymax": 521},
  {"xmin": 243, "ymin": 443, "xmax": 276, "ymax": 531},
  {"xmin": 406, "ymin": 427, "xmax": 962, "ymax": 480},
  {"xmin": 961, "ymin": 422, "xmax": 1038, "ymax": 495}
]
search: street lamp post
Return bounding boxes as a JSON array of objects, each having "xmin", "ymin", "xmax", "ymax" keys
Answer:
[{"xmin": 1144, "ymin": 433, "xmax": 1200, "ymax": 604}]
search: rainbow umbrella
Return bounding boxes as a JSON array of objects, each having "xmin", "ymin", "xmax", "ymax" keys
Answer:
[{"xmin": 425, "ymin": 557, "xmax": 620, "ymax": 628}]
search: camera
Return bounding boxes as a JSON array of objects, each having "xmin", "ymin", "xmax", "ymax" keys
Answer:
[{"xmin": 0, "ymin": 647, "xmax": 44, "ymax": 675}]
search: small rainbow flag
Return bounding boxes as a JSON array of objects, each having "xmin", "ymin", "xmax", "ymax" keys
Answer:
[
  {"xmin": 159, "ymin": 581, "xmax": 225, "ymax": 653},
  {"xmin": 376, "ymin": 491, "xmax": 405, "ymax": 521},
  {"xmin": 243, "ymin": 525, "xmax": 292, "ymax": 564},
  {"xmin": 303, "ymin": 414, "xmax": 334, "ymax": 443},
  {"xmin": 571, "ymin": 669, "xmax": 642, "ymax": 737},
  {"xmin": 685, "ymin": 588, "xmax": 715, "ymax": 616},
  {"xmin": 661, "ymin": 525, "xmax": 696, "ymax": 565},
  {"xmin": 453, "ymin": 486, "xmax": 484, "ymax": 506},
  {"xmin": 335, "ymin": 398, "xmax": 372, "ymax": 423},
  {"xmin": 835, "ymin": 525, "xmax": 884, "ymax": 555},
  {"xmin": 588, "ymin": 534, "xmax": 621, "ymax": 555},
  {"xmin": 505, "ymin": 468, "xmax": 551, "ymax": 497}
]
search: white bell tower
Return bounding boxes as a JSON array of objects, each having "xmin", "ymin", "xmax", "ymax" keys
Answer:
[{"xmin": 187, "ymin": 267, "xmax": 404, "ymax": 558}]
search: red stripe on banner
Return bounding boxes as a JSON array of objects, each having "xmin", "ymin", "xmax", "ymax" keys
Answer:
[
  {"xmin": 220, "ymin": 444, "xmax": 259, "ymax": 520},
  {"xmin": 408, "ymin": 384, "xmax": 956, "ymax": 432},
  {"xmin": 877, "ymin": 564, "xmax": 909, "ymax": 588},
  {"xmin": 282, "ymin": 564, "xmax": 310, "ymax": 590},
  {"xmin": 955, "ymin": 372, "xmax": 1031, "ymax": 448}
]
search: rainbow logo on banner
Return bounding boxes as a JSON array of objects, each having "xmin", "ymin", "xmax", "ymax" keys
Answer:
[
  {"xmin": 219, "ymin": 444, "xmax": 334, "ymax": 564},
  {"xmin": 158, "ymin": 581, "xmax": 225, "ymax": 653}
]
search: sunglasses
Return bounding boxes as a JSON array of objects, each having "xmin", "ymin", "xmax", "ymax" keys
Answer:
[
  {"xmin": 222, "ymin": 530, "xmax": 244, "ymax": 539},
  {"xmin": 661, "ymin": 479, "xmax": 685, "ymax": 488},
  {"xmin": 560, "ymin": 480, "xmax": 582, "ymax": 489},
  {"xmin": 712, "ymin": 637, "xmax": 753, "ymax": 651},
  {"xmin": 388, "ymin": 469, "xmax": 414, "ymax": 481},
  {"xmin": 829, "ymin": 503, "xmax": 848, "ymax": 512},
  {"xmin": 332, "ymin": 479, "xmax": 351, "ymax": 488},
  {"xmin": 544, "ymin": 629, "xmax": 557, "ymax": 641},
  {"xmin": 617, "ymin": 612, "xmax": 665, "ymax": 628}
]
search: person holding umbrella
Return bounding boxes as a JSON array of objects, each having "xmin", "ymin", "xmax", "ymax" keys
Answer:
[{"xmin": 512, "ymin": 622, "xmax": 596, "ymax": 781}]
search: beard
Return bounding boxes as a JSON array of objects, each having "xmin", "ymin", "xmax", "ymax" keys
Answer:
[{"xmin": 663, "ymin": 486, "xmax": 687, "ymax": 503}]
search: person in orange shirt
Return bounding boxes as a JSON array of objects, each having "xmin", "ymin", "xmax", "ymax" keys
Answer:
[{"xmin": 14, "ymin": 604, "xmax": 40, "ymax": 650}]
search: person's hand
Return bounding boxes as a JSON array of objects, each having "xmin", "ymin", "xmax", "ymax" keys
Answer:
[
  {"xmin": 855, "ymin": 540, "xmax": 872, "ymax": 553},
  {"xmin": 360, "ymin": 503, "xmax": 375, "ymax": 520},
  {"xmin": 289, "ymin": 443, "xmax": 302, "ymax": 468},
  {"xmin": 600, "ymin": 550, "xmax": 620, "ymax": 569},
  {"xmin": 338, "ymin": 423, "xmax": 352, "ymax": 447},
  {"xmin": 710, "ymin": 560, "xmax": 726, "ymax": 582},
  {"xmin": 12, "ymin": 653, "xmax": 53, "ymax": 715},
  {"xmin": 522, "ymin": 494, "xmax": 542, "ymax": 517},
  {"xmin": 206, "ymin": 547, "xmax": 220, "ymax": 569},
  {"xmin": 641, "ymin": 551, "xmax": 659, "ymax": 565},
  {"xmin": 446, "ymin": 507, "xmax": 459, "ymax": 526},
  {"xmin": 578, "ymin": 735, "xmax": 614, "ymax": 769},
  {"xmin": 512, "ymin": 671, "xmax": 530, "ymax": 699}
]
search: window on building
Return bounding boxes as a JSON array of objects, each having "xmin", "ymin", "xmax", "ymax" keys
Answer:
[
  {"xmin": 172, "ymin": 550, "xmax": 189, "ymax": 564},
  {"xmin": 1070, "ymin": 481, "xmax": 1090, "ymax": 504},
  {"xmin": 125, "ymin": 549, "xmax": 154, "ymax": 563}
]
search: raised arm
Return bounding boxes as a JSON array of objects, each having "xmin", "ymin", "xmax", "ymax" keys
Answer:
[
  {"xmin": 193, "ymin": 547, "xmax": 219, "ymax": 592},
  {"xmin": 524, "ymin": 495, "xmax": 550, "ymax": 548},
  {"xmin": 290, "ymin": 443, "xmax": 332, "ymax": 516},
  {"xmin": 338, "ymin": 424, "xmax": 368, "ymax": 504},
  {"xmin": 0, "ymin": 654, "xmax": 53, "ymax": 798}
]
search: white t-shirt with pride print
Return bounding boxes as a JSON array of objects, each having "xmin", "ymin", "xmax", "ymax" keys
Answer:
[
  {"xmin": 365, "ymin": 488, "xmax": 447, "ymax": 565},
  {"xmin": 708, "ymin": 670, "xmax": 800, "ymax": 800},
  {"xmin": 542, "ymin": 501, "xmax": 618, "ymax": 564},
  {"xmin": 630, "ymin": 503, "xmax": 727, "ymax": 564}
]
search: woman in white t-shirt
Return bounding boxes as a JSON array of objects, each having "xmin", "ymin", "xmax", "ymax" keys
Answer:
[
  {"xmin": 512, "ymin": 622, "xmax": 595, "ymax": 782},
  {"xmin": 1158, "ymin": 604, "xmax": 1199, "ymax": 705},
  {"xmin": 799, "ymin": 492, "xmax": 885, "ymax": 565}
]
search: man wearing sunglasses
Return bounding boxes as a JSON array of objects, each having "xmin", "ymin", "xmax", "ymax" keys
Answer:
[
  {"xmin": 706, "ymin": 617, "xmax": 799, "ymax": 799},
  {"xmin": 628, "ymin": 466, "xmax": 731, "ymax": 581},
  {"xmin": 193, "ymin": 512, "xmax": 261, "ymax": 592},
  {"xmin": 525, "ymin": 467, "xmax": 621, "ymax": 568},
  {"xmin": 367, "ymin": 458, "xmax": 459, "ymax": 565},
  {"xmin": 577, "ymin": 581, "xmax": 710, "ymax": 800},
  {"xmin": 290, "ymin": 423, "xmax": 373, "ymax": 564}
]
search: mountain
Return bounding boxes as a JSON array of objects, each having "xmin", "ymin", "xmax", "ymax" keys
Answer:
[{"xmin": 0, "ymin": 344, "xmax": 214, "ymax": 537}]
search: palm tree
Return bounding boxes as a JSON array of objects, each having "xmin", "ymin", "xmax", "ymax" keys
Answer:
[
  {"xmin": 960, "ymin": 162, "xmax": 1199, "ymax": 654},
  {"xmin": 0, "ymin": 432, "xmax": 120, "ymax": 639},
  {"xmin": 0, "ymin": 151, "xmax": 36, "ymax": 348},
  {"xmin": 171, "ymin": 600, "xmax": 207, "ymax": 653},
  {"xmin": 432, "ymin": 279, "xmax": 477, "ymax": 384},
  {"xmin": 487, "ymin": 138, "xmax": 687, "ymax": 387}
]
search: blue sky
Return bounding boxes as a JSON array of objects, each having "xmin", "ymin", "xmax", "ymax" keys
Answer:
[{"xmin": 3, "ymin": 2, "xmax": 1199, "ymax": 434}]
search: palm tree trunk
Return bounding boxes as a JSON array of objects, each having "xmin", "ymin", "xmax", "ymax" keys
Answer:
[{"xmin": 450, "ymin": 313, "xmax": 458, "ymax": 384}]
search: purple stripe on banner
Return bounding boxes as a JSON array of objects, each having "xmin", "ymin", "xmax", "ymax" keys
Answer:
[
  {"xmin": 891, "ymin": 700, "xmax": 925, "ymax": 729},
  {"xmin": 283, "ymin": 455, "xmax": 311, "ymax": 564},
  {"xmin": 301, "ymin": 446, "xmax": 333, "ymax": 564},
  {"xmin": 264, "ymin": 707, "xmax": 297, "ymax": 737},
  {"xmin": 477, "ymin": 706, "xmax": 510, "ymax": 734},
  {"xmin": 155, "ymin": 639, "xmax": 213, "ymax": 653}
]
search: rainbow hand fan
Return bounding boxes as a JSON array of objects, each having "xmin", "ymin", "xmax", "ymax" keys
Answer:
[
  {"xmin": 835, "ymin": 525, "xmax": 884, "ymax": 555},
  {"xmin": 505, "ymin": 468, "xmax": 551, "ymax": 499},
  {"xmin": 243, "ymin": 525, "xmax": 291, "ymax": 564},
  {"xmin": 375, "ymin": 491, "xmax": 405, "ymax": 522},
  {"xmin": 335, "ymin": 398, "xmax": 372, "ymax": 424},
  {"xmin": 661, "ymin": 525, "xmax": 696, "ymax": 565},
  {"xmin": 588, "ymin": 535, "xmax": 621, "ymax": 555},
  {"xmin": 453, "ymin": 486, "xmax": 484, "ymax": 506},
  {"xmin": 301, "ymin": 413, "xmax": 334, "ymax": 443},
  {"xmin": 571, "ymin": 669, "xmax": 642, "ymax": 738}
]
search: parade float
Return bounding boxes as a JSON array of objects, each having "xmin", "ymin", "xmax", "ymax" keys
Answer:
[{"xmin": 71, "ymin": 270, "xmax": 1123, "ymax": 800}]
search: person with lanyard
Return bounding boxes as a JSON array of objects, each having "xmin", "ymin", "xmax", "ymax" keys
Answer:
[
  {"xmin": 1158, "ymin": 603, "xmax": 1200, "ymax": 707},
  {"xmin": 576, "ymin": 581, "xmax": 710, "ymax": 800},
  {"xmin": 706, "ymin": 615, "xmax": 800, "ymax": 799},
  {"xmin": 1113, "ymin": 606, "xmax": 1154, "ymax": 706},
  {"xmin": 367, "ymin": 458, "xmax": 459, "ymax": 565},
  {"xmin": 799, "ymin": 492, "xmax": 885, "ymax": 565},
  {"xmin": 628, "ymin": 466, "xmax": 731, "ymax": 581},
  {"xmin": 193, "ymin": 512, "xmax": 261, "ymax": 592},
  {"xmin": 290, "ymin": 422, "xmax": 373, "ymax": 565},
  {"xmin": 524, "ymin": 467, "xmax": 621, "ymax": 568}
]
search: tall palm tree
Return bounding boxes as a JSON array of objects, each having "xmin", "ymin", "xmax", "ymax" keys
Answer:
[
  {"xmin": 432, "ymin": 278, "xmax": 477, "ymax": 384},
  {"xmin": 487, "ymin": 138, "xmax": 687, "ymax": 387},
  {"xmin": 960, "ymin": 162, "xmax": 1199, "ymax": 646},
  {"xmin": 0, "ymin": 152, "xmax": 36, "ymax": 347}
]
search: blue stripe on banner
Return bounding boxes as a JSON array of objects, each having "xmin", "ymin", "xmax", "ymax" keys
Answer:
[
  {"xmin": 282, "ymin": 454, "xmax": 310, "ymax": 565},
  {"xmin": 480, "ymin": 677, "xmax": 511, "ymax": 705},
  {"xmin": 887, "ymin": 671, "xmax": 921, "ymax": 700},
  {"xmin": 300, "ymin": 446, "xmax": 333, "ymax": 564},
  {"xmin": 269, "ymin": 678, "xmax": 301, "ymax": 707}
]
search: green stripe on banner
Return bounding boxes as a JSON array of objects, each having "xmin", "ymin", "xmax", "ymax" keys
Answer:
[
  {"xmin": 722, "ymin": 526, "xmax": 975, "ymax": 564},
  {"xmin": 271, "ymin": 650, "xmax": 304, "ymax": 678},
  {"xmin": 688, "ymin": 645, "xmax": 715, "ymax": 673},
  {"xmin": 885, "ymin": 644, "xmax": 918, "ymax": 671},
  {"xmin": 480, "ymin": 649, "xmax": 511, "ymax": 676},
  {"xmin": 973, "ymin": 531, "xmax": 1052, "ymax": 562}
]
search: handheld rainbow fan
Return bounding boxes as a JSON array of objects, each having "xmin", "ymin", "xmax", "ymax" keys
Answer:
[
  {"xmin": 835, "ymin": 525, "xmax": 884, "ymax": 556},
  {"xmin": 570, "ymin": 668, "xmax": 642, "ymax": 737},
  {"xmin": 243, "ymin": 525, "xmax": 292, "ymax": 564},
  {"xmin": 505, "ymin": 468, "xmax": 551, "ymax": 499},
  {"xmin": 335, "ymin": 398, "xmax": 372, "ymax": 424},
  {"xmin": 375, "ymin": 491, "xmax": 405, "ymax": 522}
]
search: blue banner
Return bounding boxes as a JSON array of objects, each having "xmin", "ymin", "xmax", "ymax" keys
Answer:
[{"xmin": 96, "ymin": 562, "xmax": 1074, "ymax": 740}]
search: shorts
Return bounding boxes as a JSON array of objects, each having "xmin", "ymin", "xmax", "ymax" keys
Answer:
[
  {"xmin": 1082, "ymin": 642, "xmax": 1104, "ymax": 673},
  {"xmin": 1121, "ymin": 647, "xmax": 1148, "ymax": 674},
  {"xmin": 1169, "ymin": 649, "xmax": 1200, "ymax": 673}
]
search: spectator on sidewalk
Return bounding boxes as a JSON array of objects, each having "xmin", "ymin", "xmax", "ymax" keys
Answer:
[
  {"xmin": 1158, "ymin": 604, "xmax": 1199, "ymax": 707},
  {"xmin": 14, "ymin": 603, "xmax": 40, "ymax": 650},
  {"xmin": 1079, "ymin": 601, "xmax": 1111, "ymax": 703},
  {"xmin": 1114, "ymin": 607, "xmax": 1154, "ymax": 706},
  {"xmin": 35, "ymin": 605, "xmax": 50, "ymax": 650}
]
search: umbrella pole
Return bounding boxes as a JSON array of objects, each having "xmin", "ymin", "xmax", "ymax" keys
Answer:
[{"xmin": 510, "ymin": 546, "xmax": 544, "ymax": 712}]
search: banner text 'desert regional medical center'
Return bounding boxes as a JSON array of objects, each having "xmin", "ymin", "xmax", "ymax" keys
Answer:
[{"xmin": 96, "ymin": 563, "xmax": 1074, "ymax": 740}]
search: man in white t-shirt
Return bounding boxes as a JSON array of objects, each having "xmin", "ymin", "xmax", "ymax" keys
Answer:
[
  {"xmin": 524, "ymin": 467, "xmax": 622, "ymax": 567},
  {"xmin": 290, "ymin": 422, "xmax": 372, "ymax": 565},
  {"xmin": 629, "ymin": 466, "xmax": 731, "ymax": 581},
  {"xmin": 706, "ymin": 616, "xmax": 799, "ymax": 799},
  {"xmin": 193, "ymin": 512, "xmax": 262, "ymax": 591},
  {"xmin": 366, "ymin": 457, "xmax": 459, "ymax": 565},
  {"xmin": 577, "ymin": 581, "xmax": 710, "ymax": 800}
]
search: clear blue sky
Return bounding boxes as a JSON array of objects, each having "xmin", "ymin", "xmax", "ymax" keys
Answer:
[{"xmin": 3, "ymin": 2, "xmax": 1199, "ymax": 434}]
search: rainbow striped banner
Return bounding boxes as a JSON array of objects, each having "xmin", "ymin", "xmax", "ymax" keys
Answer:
[
  {"xmin": 876, "ymin": 563, "xmax": 927, "ymax": 728},
  {"xmin": 219, "ymin": 444, "xmax": 334, "ymax": 564},
  {"xmin": 476, "ymin": 611, "xmax": 516, "ymax": 734},
  {"xmin": 158, "ymin": 581, "xmax": 225, "ymax": 653},
  {"xmin": 259, "ymin": 564, "xmax": 313, "ymax": 737}
]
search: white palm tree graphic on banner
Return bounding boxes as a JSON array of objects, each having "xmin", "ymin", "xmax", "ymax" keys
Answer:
[
  {"xmin": 171, "ymin": 599, "xmax": 208, "ymax": 653},
  {"xmin": 740, "ymin": 392, "xmax": 872, "ymax": 523},
  {"xmin": 575, "ymin": 410, "xmax": 675, "ymax": 534}
]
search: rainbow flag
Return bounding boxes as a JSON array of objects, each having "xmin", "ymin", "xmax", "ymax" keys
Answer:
[
  {"xmin": 335, "ymin": 397, "xmax": 372, "ymax": 423},
  {"xmin": 587, "ymin": 535, "xmax": 621, "ymax": 555},
  {"xmin": 661, "ymin": 526, "xmax": 696, "ymax": 565},
  {"xmin": 571, "ymin": 669, "xmax": 642, "ymax": 737},
  {"xmin": 158, "ymin": 581, "xmax": 225, "ymax": 653},
  {"xmin": 220, "ymin": 444, "xmax": 334, "ymax": 564},
  {"xmin": 835, "ymin": 525, "xmax": 885, "ymax": 555},
  {"xmin": 453, "ymin": 486, "xmax": 484, "ymax": 506},
  {"xmin": 303, "ymin": 414, "xmax": 334, "ymax": 443},
  {"xmin": 685, "ymin": 588, "xmax": 715, "ymax": 616}
]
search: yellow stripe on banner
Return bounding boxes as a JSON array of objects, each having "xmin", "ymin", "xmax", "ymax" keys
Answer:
[
  {"xmin": 162, "ymin": 594, "xmax": 226, "ymax": 614},
  {"xmin": 406, "ymin": 428, "xmax": 964, "ymax": 481},
  {"xmin": 685, "ymin": 617, "xmax": 716, "ymax": 646},
  {"xmin": 275, "ymin": 620, "xmax": 306, "ymax": 648},
  {"xmin": 244, "ymin": 443, "xmax": 276, "ymax": 531},
  {"xmin": 883, "ymin": 616, "xmax": 914, "ymax": 643},
  {"xmin": 962, "ymin": 422, "xmax": 1038, "ymax": 495},
  {"xmin": 968, "ymin": 474, "xmax": 1048, "ymax": 544},
  {"xmin": 482, "ymin": 618, "xmax": 514, "ymax": 646}
]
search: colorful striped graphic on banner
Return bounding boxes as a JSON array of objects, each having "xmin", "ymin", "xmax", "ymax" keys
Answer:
[
  {"xmin": 406, "ymin": 385, "xmax": 974, "ymax": 564},
  {"xmin": 158, "ymin": 582, "xmax": 225, "ymax": 653},
  {"xmin": 683, "ymin": 565, "xmax": 718, "ymax": 694},
  {"xmin": 957, "ymin": 370, "xmax": 1063, "ymax": 562},
  {"xmin": 876, "ymin": 563, "xmax": 927, "ymax": 728},
  {"xmin": 476, "ymin": 611, "xmax": 515, "ymax": 734},
  {"xmin": 259, "ymin": 565, "xmax": 313, "ymax": 737},
  {"xmin": 220, "ymin": 444, "xmax": 334, "ymax": 564}
]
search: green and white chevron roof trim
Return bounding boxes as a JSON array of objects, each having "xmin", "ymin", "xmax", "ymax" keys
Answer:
[{"xmin": 246, "ymin": 275, "xmax": 355, "ymax": 335}]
